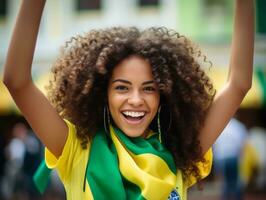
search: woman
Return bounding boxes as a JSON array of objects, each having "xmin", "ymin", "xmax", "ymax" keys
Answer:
[{"xmin": 3, "ymin": 0, "xmax": 254, "ymax": 199}]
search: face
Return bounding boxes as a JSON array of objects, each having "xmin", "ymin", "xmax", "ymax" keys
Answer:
[{"xmin": 108, "ymin": 55, "xmax": 160, "ymax": 138}]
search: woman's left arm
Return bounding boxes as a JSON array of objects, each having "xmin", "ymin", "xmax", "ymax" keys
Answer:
[{"xmin": 199, "ymin": 0, "xmax": 255, "ymax": 154}]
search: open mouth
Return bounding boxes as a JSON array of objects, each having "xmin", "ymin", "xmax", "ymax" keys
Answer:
[{"xmin": 122, "ymin": 111, "xmax": 146, "ymax": 122}]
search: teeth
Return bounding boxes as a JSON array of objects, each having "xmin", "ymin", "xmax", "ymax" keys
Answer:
[{"xmin": 123, "ymin": 111, "xmax": 145, "ymax": 117}]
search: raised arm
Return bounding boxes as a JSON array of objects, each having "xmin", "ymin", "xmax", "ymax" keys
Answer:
[
  {"xmin": 199, "ymin": 0, "xmax": 255, "ymax": 153},
  {"xmin": 3, "ymin": 0, "xmax": 68, "ymax": 158}
]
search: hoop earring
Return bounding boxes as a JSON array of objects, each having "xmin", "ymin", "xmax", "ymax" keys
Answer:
[
  {"xmin": 104, "ymin": 106, "xmax": 110, "ymax": 134},
  {"xmin": 157, "ymin": 106, "xmax": 162, "ymax": 143},
  {"xmin": 157, "ymin": 105, "xmax": 172, "ymax": 143},
  {"xmin": 167, "ymin": 109, "xmax": 172, "ymax": 133}
]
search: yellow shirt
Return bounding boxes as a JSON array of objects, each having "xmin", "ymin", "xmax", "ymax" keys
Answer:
[{"xmin": 45, "ymin": 120, "xmax": 213, "ymax": 200}]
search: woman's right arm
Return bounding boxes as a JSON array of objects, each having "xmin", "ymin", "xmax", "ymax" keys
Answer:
[{"xmin": 3, "ymin": 0, "xmax": 68, "ymax": 158}]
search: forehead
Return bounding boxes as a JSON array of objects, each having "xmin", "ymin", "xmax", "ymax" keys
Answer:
[{"xmin": 111, "ymin": 56, "xmax": 154, "ymax": 81}]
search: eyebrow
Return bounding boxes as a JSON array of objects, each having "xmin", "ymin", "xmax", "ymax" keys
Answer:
[{"xmin": 112, "ymin": 79, "xmax": 155, "ymax": 85}]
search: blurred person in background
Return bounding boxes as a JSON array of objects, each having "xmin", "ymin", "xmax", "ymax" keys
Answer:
[
  {"xmin": 213, "ymin": 118, "xmax": 248, "ymax": 200},
  {"xmin": 0, "ymin": 132, "xmax": 7, "ymax": 199},
  {"xmin": 1, "ymin": 123, "xmax": 27, "ymax": 199},
  {"xmin": 2, "ymin": 0, "xmax": 255, "ymax": 199},
  {"xmin": 21, "ymin": 128, "xmax": 43, "ymax": 200},
  {"xmin": 240, "ymin": 126, "xmax": 266, "ymax": 193},
  {"xmin": 1, "ymin": 122, "xmax": 43, "ymax": 200}
]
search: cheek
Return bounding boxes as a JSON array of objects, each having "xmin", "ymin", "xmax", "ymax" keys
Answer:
[
  {"xmin": 108, "ymin": 91, "xmax": 123, "ymax": 113},
  {"xmin": 149, "ymin": 94, "xmax": 160, "ymax": 113}
]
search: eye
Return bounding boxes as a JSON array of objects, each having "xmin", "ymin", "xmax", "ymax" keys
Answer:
[
  {"xmin": 143, "ymin": 86, "xmax": 156, "ymax": 92},
  {"xmin": 115, "ymin": 85, "xmax": 128, "ymax": 91}
]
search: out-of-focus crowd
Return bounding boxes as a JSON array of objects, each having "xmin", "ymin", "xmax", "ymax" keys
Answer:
[
  {"xmin": 0, "ymin": 122, "xmax": 65, "ymax": 200},
  {"xmin": 0, "ymin": 118, "xmax": 266, "ymax": 200},
  {"xmin": 212, "ymin": 118, "xmax": 266, "ymax": 200}
]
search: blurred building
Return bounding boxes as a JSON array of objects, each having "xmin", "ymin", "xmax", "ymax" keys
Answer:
[
  {"xmin": 1, "ymin": 0, "xmax": 266, "ymax": 113},
  {"xmin": 0, "ymin": 0, "xmax": 174, "ymax": 113}
]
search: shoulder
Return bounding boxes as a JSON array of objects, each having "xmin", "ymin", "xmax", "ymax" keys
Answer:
[
  {"xmin": 183, "ymin": 148, "xmax": 213, "ymax": 188},
  {"xmin": 45, "ymin": 119, "xmax": 91, "ymax": 178}
]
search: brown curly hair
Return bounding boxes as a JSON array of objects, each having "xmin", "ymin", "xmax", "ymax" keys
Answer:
[{"xmin": 47, "ymin": 27, "xmax": 215, "ymax": 183}]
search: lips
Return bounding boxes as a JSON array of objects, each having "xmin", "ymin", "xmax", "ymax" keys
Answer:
[{"xmin": 121, "ymin": 111, "xmax": 146, "ymax": 124}]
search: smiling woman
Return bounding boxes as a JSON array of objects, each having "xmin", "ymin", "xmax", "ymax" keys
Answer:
[
  {"xmin": 3, "ymin": 0, "xmax": 255, "ymax": 200},
  {"xmin": 108, "ymin": 56, "xmax": 160, "ymax": 138}
]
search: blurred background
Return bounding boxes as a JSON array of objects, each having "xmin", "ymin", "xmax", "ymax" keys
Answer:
[{"xmin": 0, "ymin": 0, "xmax": 265, "ymax": 200}]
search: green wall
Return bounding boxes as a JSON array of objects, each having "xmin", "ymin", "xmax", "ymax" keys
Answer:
[
  {"xmin": 178, "ymin": 0, "xmax": 234, "ymax": 42},
  {"xmin": 257, "ymin": 0, "xmax": 266, "ymax": 34}
]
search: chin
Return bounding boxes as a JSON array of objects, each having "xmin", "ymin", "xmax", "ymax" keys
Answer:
[{"xmin": 121, "ymin": 127, "xmax": 146, "ymax": 138}]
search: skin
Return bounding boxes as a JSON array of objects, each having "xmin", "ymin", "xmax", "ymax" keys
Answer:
[
  {"xmin": 3, "ymin": 0, "xmax": 254, "ymax": 158},
  {"xmin": 108, "ymin": 56, "xmax": 160, "ymax": 138}
]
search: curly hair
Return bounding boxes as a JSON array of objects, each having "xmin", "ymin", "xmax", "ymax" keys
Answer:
[{"xmin": 47, "ymin": 27, "xmax": 215, "ymax": 183}]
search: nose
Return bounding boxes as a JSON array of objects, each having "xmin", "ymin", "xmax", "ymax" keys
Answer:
[{"xmin": 127, "ymin": 90, "xmax": 144, "ymax": 107}]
